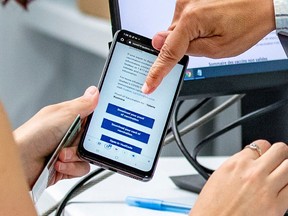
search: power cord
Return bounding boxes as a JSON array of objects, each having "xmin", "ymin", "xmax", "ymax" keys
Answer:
[
  {"xmin": 171, "ymin": 95, "xmax": 288, "ymax": 180},
  {"xmin": 164, "ymin": 94, "xmax": 245, "ymax": 145},
  {"xmin": 55, "ymin": 168, "xmax": 114, "ymax": 216},
  {"xmin": 170, "ymin": 94, "xmax": 245, "ymax": 180},
  {"xmin": 171, "ymin": 100, "xmax": 210, "ymax": 180},
  {"xmin": 166, "ymin": 97, "xmax": 212, "ymax": 136},
  {"xmin": 192, "ymin": 96, "xmax": 288, "ymax": 174},
  {"xmin": 41, "ymin": 168, "xmax": 114, "ymax": 216}
]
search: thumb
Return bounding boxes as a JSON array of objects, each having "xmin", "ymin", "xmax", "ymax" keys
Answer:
[
  {"xmin": 72, "ymin": 86, "xmax": 99, "ymax": 119},
  {"xmin": 151, "ymin": 31, "xmax": 170, "ymax": 51},
  {"xmin": 142, "ymin": 27, "xmax": 189, "ymax": 94}
]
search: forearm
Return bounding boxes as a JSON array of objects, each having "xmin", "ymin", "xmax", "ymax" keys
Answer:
[{"xmin": 0, "ymin": 104, "xmax": 37, "ymax": 215}]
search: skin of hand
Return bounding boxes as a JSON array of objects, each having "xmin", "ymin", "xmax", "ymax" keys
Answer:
[
  {"xmin": 142, "ymin": 0, "xmax": 276, "ymax": 94},
  {"xmin": 13, "ymin": 86, "xmax": 99, "ymax": 188},
  {"xmin": 189, "ymin": 140, "xmax": 288, "ymax": 216}
]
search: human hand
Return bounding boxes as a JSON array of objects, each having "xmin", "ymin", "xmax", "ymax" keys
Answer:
[
  {"xmin": 13, "ymin": 86, "xmax": 99, "ymax": 188},
  {"xmin": 189, "ymin": 140, "xmax": 288, "ymax": 216},
  {"xmin": 142, "ymin": 0, "xmax": 276, "ymax": 94}
]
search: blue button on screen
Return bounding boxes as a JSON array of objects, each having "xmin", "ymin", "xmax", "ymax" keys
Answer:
[
  {"xmin": 101, "ymin": 134, "xmax": 142, "ymax": 154},
  {"xmin": 101, "ymin": 118, "xmax": 150, "ymax": 144},
  {"xmin": 106, "ymin": 103, "xmax": 155, "ymax": 129}
]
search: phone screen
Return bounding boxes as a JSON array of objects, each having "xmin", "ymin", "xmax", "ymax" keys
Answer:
[{"xmin": 78, "ymin": 30, "xmax": 188, "ymax": 180}]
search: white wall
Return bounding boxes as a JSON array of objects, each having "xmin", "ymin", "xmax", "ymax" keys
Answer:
[{"xmin": 0, "ymin": 2, "xmax": 105, "ymax": 128}]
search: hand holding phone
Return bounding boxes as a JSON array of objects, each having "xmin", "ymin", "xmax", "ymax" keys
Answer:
[
  {"xmin": 32, "ymin": 115, "xmax": 81, "ymax": 203},
  {"xmin": 78, "ymin": 30, "xmax": 189, "ymax": 181}
]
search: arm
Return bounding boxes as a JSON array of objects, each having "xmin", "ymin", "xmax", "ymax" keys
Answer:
[
  {"xmin": 142, "ymin": 0, "xmax": 276, "ymax": 94},
  {"xmin": 14, "ymin": 86, "xmax": 99, "ymax": 188},
  {"xmin": 0, "ymin": 103, "xmax": 37, "ymax": 215}
]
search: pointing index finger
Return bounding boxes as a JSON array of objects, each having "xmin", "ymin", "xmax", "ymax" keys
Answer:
[{"xmin": 142, "ymin": 27, "xmax": 190, "ymax": 94}]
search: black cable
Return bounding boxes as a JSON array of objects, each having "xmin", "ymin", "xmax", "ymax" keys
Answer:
[
  {"xmin": 193, "ymin": 97, "xmax": 288, "ymax": 174},
  {"xmin": 170, "ymin": 96, "xmax": 237, "ymax": 179},
  {"xmin": 172, "ymin": 97, "xmax": 288, "ymax": 179},
  {"xmin": 164, "ymin": 94, "xmax": 244, "ymax": 146},
  {"xmin": 171, "ymin": 100, "xmax": 210, "ymax": 180},
  {"xmin": 54, "ymin": 168, "xmax": 105, "ymax": 216},
  {"xmin": 166, "ymin": 97, "xmax": 212, "ymax": 136}
]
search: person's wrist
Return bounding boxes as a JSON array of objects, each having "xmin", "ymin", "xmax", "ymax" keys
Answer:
[
  {"xmin": 13, "ymin": 128, "xmax": 32, "ymax": 158},
  {"xmin": 13, "ymin": 129, "xmax": 37, "ymax": 189},
  {"xmin": 263, "ymin": 0, "xmax": 277, "ymax": 31},
  {"xmin": 251, "ymin": 0, "xmax": 276, "ymax": 38},
  {"xmin": 273, "ymin": 0, "xmax": 288, "ymax": 35}
]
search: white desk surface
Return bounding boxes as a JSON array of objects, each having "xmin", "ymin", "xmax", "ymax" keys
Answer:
[{"xmin": 36, "ymin": 156, "xmax": 227, "ymax": 216}]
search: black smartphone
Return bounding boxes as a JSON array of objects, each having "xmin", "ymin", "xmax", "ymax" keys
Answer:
[{"xmin": 78, "ymin": 29, "xmax": 189, "ymax": 181}]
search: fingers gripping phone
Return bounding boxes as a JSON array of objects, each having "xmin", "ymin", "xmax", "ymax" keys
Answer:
[{"xmin": 78, "ymin": 30, "xmax": 189, "ymax": 181}]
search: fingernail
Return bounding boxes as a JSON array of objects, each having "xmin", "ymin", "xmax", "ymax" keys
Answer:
[
  {"xmin": 64, "ymin": 148, "xmax": 73, "ymax": 160},
  {"xmin": 86, "ymin": 86, "xmax": 97, "ymax": 95},
  {"xmin": 58, "ymin": 163, "xmax": 66, "ymax": 171},
  {"xmin": 141, "ymin": 82, "xmax": 149, "ymax": 94},
  {"xmin": 153, "ymin": 34, "xmax": 166, "ymax": 50},
  {"xmin": 84, "ymin": 86, "xmax": 97, "ymax": 97}
]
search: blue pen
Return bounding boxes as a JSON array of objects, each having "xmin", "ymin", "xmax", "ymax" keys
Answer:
[{"xmin": 125, "ymin": 196, "xmax": 191, "ymax": 214}]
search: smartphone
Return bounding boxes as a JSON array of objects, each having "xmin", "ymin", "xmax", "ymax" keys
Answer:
[{"xmin": 78, "ymin": 30, "xmax": 189, "ymax": 181}]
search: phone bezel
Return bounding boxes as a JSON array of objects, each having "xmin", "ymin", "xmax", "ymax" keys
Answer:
[{"xmin": 78, "ymin": 29, "xmax": 189, "ymax": 181}]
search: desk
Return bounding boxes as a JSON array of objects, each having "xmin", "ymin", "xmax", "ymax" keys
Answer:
[{"xmin": 36, "ymin": 156, "xmax": 227, "ymax": 216}]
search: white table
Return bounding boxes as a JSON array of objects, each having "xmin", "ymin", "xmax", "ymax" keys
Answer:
[{"xmin": 36, "ymin": 156, "xmax": 227, "ymax": 216}]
